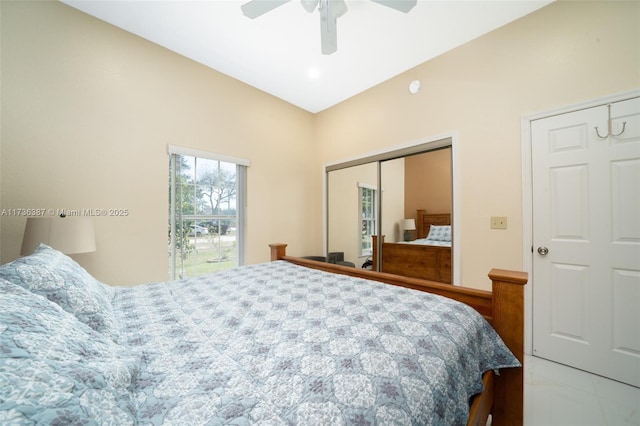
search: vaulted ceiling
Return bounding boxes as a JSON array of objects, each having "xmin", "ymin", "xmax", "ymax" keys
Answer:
[{"xmin": 62, "ymin": 0, "xmax": 553, "ymax": 113}]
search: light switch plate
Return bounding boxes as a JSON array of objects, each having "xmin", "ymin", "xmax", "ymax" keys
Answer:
[{"xmin": 491, "ymin": 216, "xmax": 507, "ymax": 229}]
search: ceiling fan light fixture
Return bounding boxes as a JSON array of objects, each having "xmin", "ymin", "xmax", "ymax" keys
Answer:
[
  {"xmin": 324, "ymin": 0, "xmax": 348, "ymax": 19},
  {"xmin": 301, "ymin": 0, "xmax": 319, "ymax": 13},
  {"xmin": 371, "ymin": 0, "xmax": 417, "ymax": 13},
  {"xmin": 307, "ymin": 67, "xmax": 321, "ymax": 79},
  {"xmin": 241, "ymin": 0, "xmax": 416, "ymax": 55}
]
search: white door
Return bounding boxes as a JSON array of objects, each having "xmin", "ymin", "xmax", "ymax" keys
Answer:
[{"xmin": 532, "ymin": 97, "xmax": 640, "ymax": 387}]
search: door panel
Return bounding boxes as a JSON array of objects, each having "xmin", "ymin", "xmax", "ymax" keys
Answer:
[
  {"xmin": 612, "ymin": 159, "xmax": 640, "ymax": 242},
  {"xmin": 550, "ymin": 165, "xmax": 589, "ymax": 241},
  {"xmin": 612, "ymin": 269, "xmax": 640, "ymax": 356},
  {"xmin": 550, "ymin": 263, "xmax": 589, "ymax": 343},
  {"xmin": 532, "ymin": 97, "xmax": 640, "ymax": 387}
]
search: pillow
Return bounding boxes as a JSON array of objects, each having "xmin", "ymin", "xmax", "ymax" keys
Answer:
[
  {"xmin": 426, "ymin": 225, "xmax": 452, "ymax": 242},
  {"xmin": 0, "ymin": 244, "xmax": 117, "ymax": 340},
  {"xmin": 0, "ymin": 278, "xmax": 138, "ymax": 425}
]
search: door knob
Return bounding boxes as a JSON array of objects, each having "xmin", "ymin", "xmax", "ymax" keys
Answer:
[{"xmin": 537, "ymin": 246, "xmax": 549, "ymax": 255}]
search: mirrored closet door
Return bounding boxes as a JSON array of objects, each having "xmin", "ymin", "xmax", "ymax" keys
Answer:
[{"xmin": 326, "ymin": 139, "xmax": 454, "ymax": 283}]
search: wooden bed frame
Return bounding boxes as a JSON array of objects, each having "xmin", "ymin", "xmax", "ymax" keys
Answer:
[
  {"xmin": 270, "ymin": 243, "xmax": 527, "ymax": 426},
  {"xmin": 373, "ymin": 210, "xmax": 452, "ymax": 283}
]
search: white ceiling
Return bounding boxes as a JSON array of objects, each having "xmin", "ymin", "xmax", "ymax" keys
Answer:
[{"xmin": 61, "ymin": 0, "xmax": 553, "ymax": 113}]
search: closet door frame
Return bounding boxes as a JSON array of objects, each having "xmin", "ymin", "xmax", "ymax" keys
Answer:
[{"xmin": 520, "ymin": 88, "xmax": 640, "ymax": 356}]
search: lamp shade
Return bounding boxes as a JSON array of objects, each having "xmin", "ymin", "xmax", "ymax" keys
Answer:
[
  {"xmin": 402, "ymin": 219, "xmax": 416, "ymax": 231},
  {"xmin": 21, "ymin": 217, "xmax": 96, "ymax": 255}
]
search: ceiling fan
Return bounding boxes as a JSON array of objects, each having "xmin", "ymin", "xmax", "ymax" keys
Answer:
[{"xmin": 241, "ymin": 0, "xmax": 417, "ymax": 55}]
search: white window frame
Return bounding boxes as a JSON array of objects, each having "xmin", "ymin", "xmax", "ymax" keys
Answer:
[
  {"xmin": 168, "ymin": 145, "xmax": 249, "ymax": 280},
  {"xmin": 358, "ymin": 182, "xmax": 377, "ymax": 257}
]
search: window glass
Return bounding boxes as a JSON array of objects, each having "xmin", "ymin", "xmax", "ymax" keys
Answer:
[
  {"xmin": 360, "ymin": 185, "xmax": 377, "ymax": 256},
  {"xmin": 169, "ymin": 153, "xmax": 245, "ymax": 279}
]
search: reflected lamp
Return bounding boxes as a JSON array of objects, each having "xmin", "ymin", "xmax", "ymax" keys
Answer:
[{"xmin": 402, "ymin": 218, "xmax": 416, "ymax": 242}]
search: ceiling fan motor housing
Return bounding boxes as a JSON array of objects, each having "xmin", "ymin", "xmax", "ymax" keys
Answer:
[{"xmin": 241, "ymin": 0, "xmax": 417, "ymax": 54}]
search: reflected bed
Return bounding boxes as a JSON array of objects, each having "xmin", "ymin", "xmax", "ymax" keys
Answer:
[{"xmin": 373, "ymin": 210, "xmax": 452, "ymax": 283}]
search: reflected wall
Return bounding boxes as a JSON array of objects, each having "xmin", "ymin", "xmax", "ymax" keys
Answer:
[
  {"xmin": 326, "ymin": 145, "xmax": 452, "ymax": 276},
  {"xmin": 327, "ymin": 161, "xmax": 404, "ymax": 267}
]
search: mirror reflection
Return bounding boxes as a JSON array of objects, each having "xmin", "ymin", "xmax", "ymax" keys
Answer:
[{"xmin": 327, "ymin": 147, "xmax": 452, "ymax": 283}]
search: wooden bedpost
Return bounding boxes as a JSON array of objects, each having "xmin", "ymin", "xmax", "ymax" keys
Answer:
[
  {"xmin": 488, "ymin": 268, "xmax": 528, "ymax": 426},
  {"xmin": 371, "ymin": 235, "xmax": 383, "ymax": 271},
  {"xmin": 269, "ymin": 243, "xmax": 287, "ymax": 261},
  {"xmin": 416, "ymin": 209, "xmax": 426, "ymax": 237}
]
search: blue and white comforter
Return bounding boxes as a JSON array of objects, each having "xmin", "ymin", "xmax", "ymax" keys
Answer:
[
  {"xmin": 1, "ymin": 244, "xmax": 520, "ymax": 425},
  {"xmin": 402, "ymin": 238, "xmax": 451, "ymax": 247}
]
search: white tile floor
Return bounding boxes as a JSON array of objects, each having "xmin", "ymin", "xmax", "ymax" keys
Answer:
[{"xmin": 524, "ymin": 355, "xmax": 640, "ymax": 425}]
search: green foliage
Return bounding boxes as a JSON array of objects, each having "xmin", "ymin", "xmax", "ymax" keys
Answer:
[
  {"xmin": 169, "ymin": 156, "xmax": 195, "ymax": 260},
  {"xmin": 169, "ymin": 154, "xmax": 238, "ymax": 279}
]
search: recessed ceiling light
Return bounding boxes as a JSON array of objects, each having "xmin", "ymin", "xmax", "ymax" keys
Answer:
[{"xmin": 307, "ymin": 67, "xmax": 321, "ymax": 79}]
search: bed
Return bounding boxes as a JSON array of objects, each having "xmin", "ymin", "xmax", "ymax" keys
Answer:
[
  {"xmin": 373, "ymin": 210, "xmax": 452, "ymax": 283},
  {"xmin": 0, "ymin": 242, "xmax": 526, "ymax": 425}
]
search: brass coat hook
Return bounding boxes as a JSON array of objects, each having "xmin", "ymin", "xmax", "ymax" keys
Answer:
[{"xmin": 595, "ymin": 103, "xmax": 626, "ymax": 138}]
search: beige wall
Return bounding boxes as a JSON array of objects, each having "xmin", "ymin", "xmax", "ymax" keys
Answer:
[
  {"xmin": 315, "ymin": 1, "xmax": 639, "ymax": 289},
  {"xmin": 1, "ymin": 1, "xmax": 638, "ymax": 290},
  {"xmin": 327, "ymin": 163, "xmax": 377, "ymax": 265},
  {"xmin": 0, "ymin": 1, "xmax": 319, "ymax": 285},
  {"xmin": 327, "ymin": 159, "xmax": 404, "ymax": 265},
  {"xmin": 380, "ymin": 158, "xmax": 406, "ymax": 243},
  {"xmin": 404, "ymin": 148, "xmax": 452, "ymax": 220}
]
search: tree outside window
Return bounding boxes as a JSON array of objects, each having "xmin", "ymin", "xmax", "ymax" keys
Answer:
[{"xmin": 169, "ymin": 154, "xmax": 240, "ymax": 279}]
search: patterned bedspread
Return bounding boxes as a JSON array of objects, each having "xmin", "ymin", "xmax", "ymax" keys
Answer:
[
  {"xmin": 401, "ymin": 238, "xmax": 451, "ymax": 247},
  {"xmin": 113, "ymin": 261, "xmax": 519, "ymax": 425},
  {"xmin": 1, "ymin": 245, "xmax": 519, "ymax": 425}
]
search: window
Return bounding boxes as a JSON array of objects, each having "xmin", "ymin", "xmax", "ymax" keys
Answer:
[
  {"xmin": 168, "ymin": 146, "xmax": 248, "ymax": 280},
  {"xmin": 359, "ymin": 183, "xmax": 377, "ymax": 256}
]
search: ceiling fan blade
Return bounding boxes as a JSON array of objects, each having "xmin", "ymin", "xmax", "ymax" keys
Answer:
[
  {"xmin": 241, "ymin": 0, "xmax": 291, "ymax": 19},
  {"xmin": 319, "ymin": 4, "xmax": 337, "ymax": 54},
  {"xmin": 319, "ymin": 24, "xmax": 337, "ymax": 55},
  {"xmin": 300, "ymin": 0, "xmax": 319, "ymax": 13},
  {"xmin": 330, "ymin": 0, "xmax": 348, "ymax": 19},
  {"xmin": 319, "ymin": 0, "xmax": 346, "ymax": 54},
  {"xmin": 370, "ymin": 0, "xmax": 417, "ymax": 13}
]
